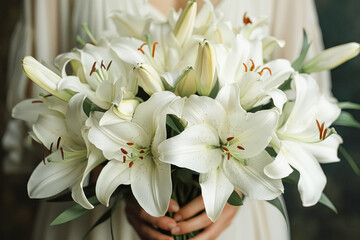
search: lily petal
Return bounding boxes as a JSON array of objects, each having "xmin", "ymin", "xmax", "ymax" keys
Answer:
[
  {"xmin": 222, "ymin": 151, "xmax": 283, "ymax": 200},
  {"xmin": 95, "ymin": 160, "xmax": 131, "ymax": 206},
  {"xmin": 131, "ymin": 156, "xmax": 172, "ymax": 217},
  {"xmin": 72, "ymin": 147, "xmax": 105, "ymax": 209},
  {"xmin": 28, "ymin": 150, "xmax": 84, "ymax": 198},
  {"xmin": 158, "ymin": 124, "xmax": 222, "ymax": 173},
  {"xmin": 199, "ymin": 168, "xmax": 234, "ymax": 222}
]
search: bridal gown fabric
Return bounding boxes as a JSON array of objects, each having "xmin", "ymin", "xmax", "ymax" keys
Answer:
[{"xmin": 4, "ymin": 0, "xmax": 329, "ymax": 239}]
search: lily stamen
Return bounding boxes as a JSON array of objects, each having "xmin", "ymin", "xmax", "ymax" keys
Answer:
[
  {"xmin": 258, "ymin": 67, "xmax": 272, "ymax": 76},
  {"xmin": 31, "ymin": 100, "xmax": 43, "ymax": 104},
  {"xmin": 152, "ymin": 42, "xmax": 159, "ymax": 58},
  {"xmin": 60, "ymin": 147, "xmax": 64, "ymax": 160},
  {"xmin": 222, "ymin": 146, "xmax": 229, "ymax": 151},
  {"xmin": 237, "ymin": 146, "xmax": 245, "ymax": 150},
  {"xmin": 123, "ymin": 156, "xmax": 126, "ymax": 163},
  {"xmin": 227, "ymin": 137, "xmax": 234, "ymax": 141},
  {"xmin": 138, "ymin": 43, "xmax": 148, "ymax": 55},
  {"xmin": 101, "ymin": 60, "xmax": 106, "ymax": 69},
  {"xmin": 250, "ymin": 59, "xmax": 255, "ymax": 71},
  {"xmin": 227, "ymin": 152, "xmax": 231, "ymax": 160},
  {"xmin": 316, "ymin": 119, "xmax": 326, "ymax": 140},
  {"xmin": 57, "ymin": 137, "xmax": 61, "ymax": 149},
  {"xmin": 121, "ymin": 148, "xmax": 128, "ymax": 154},
  {"xmin": 129, "ymin": 161, "xmax": 134, "ymax": 168},
  {"xmin": 43, "ymin": 94, "xmax": 52, "ymax": 98},
  {"xmin": 90, "ymin": 61, "xmax": 97, "ymax": 76},
  {"xmin": 127, "ymin": 142, "xmax": 134, "ymax": 146},
  {"xmin": 243, "ymin": 12, "xmax": 252, "ymax": 25},
  {"xmin": 242, "ymin": 63, "xmax": 248, "ymax": 72},
  {"xmin": 322, "ymin": 128, "xmax": 328, "ymax": 140},
  {"xmin": 106, "ymin": 61, "xmax": 112, "ymax": 71}
]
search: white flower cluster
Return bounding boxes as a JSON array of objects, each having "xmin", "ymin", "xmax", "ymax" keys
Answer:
[{"xmin": 13, "ymin": 0, "xmax": 359, "ymax": 222}]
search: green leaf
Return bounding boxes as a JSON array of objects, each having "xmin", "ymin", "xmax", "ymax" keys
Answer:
[
  {"xmin": 208, "ymin": 78, "xmax": 219, "ymax": 99},
  {"xmin": 267, "ymin": 197, "xmax": 287, "ymax": 220},
  {"xmin": 176, "ymin": 169, "xmax": 194, "ymax": 184},
  {"xmin": 339, "ymin": 146, "xmax": 360, "ymax": 176},
  {"xmin": 292, "ymin": 30, "xmax": 311, "ymax": 71},
  {"xmin": 50, "ymin": 196, "xmax": 100, "ymax": 225},
  {"xmin": 333, "ymin": 111, "xmax": 360, "ymax": 128},
  {"xmin": 166, "ymin": 114, "xmax": 185, "ymax": 134},
  {"xmin": 338, "ymin": 102, "xmax": 360, "ymax": 110},
  {"xmin": 227, "ymin": 191, "xmax": 243, "ymax": 206},
  {"xmin": 319, "ymin": 193, "xmax": 338, "ymax": 214}
]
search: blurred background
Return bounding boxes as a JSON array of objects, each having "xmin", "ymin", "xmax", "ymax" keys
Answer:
[{"xmin": 0, "ymin": 0, "xmax": 359, "ymax": 239}]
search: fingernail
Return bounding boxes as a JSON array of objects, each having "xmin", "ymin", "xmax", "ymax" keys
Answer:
[
  {"xmin": 171, "ymin": 203, "xmax": 180, "ymax": 212},
  {"xmin": 168, "ymin": 222, "xmax": 176, "ymax": 229},
  {"xmin": 174, "ymin": 214, "xmax": 182, "ymax": 222},
  {"xmin": 171, "ymin": 226, "xmax": 180, "ymax": 234}
]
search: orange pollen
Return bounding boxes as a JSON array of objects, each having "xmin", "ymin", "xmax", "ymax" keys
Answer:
[
  {"xmin": 43, "ymin": 154, "xmax": 46, "ymax": 165},
  {"xmin": 31, "ymin": 100, "xmax": 43, "ymax": 104},
  {"xmin": 90, "ymin": 61, "xmax": 97, "ymax": 76},
  {"xmin": 127, "ymin": 142, "xmax": 134, "ymax": 146},
  {"xmin": 101, "ymin": 60, "xmax": 106, "ymax": 69},
  {"xmin": 250, "ymin": 59, "xmax": 255, "ymax": 71},
  {"xmin": 129, "ymin": 161, "xmax": 134, "ymax": 168},
  {"xmin": 138, "ymin": 43, "xmax": 148, "ymax": 55},
  {"xmin": 57, "ymin": 137, "xmax": 61, "ymax": 149},
  {"xmin": 152, "ymin": 42, "xmax": 159, "ymax": 58},
  {"xmin": 242, "ymin": 63, "xmax": 248, "ymax": 72},
  {"xmin": 258, "ymin": 67, "xmax": 272, "ymax": 76},
  {"xmin": 60, "ymin": 147, "xmax": 64, "ymax": 160},
  {"xmin": 106, "ymin": 60, "xmax": 112, "ymax": 71},
  {"xmin": 123, "ymin": 156, "xmax": 126, "ymax": 163},
  {"xmin": 121, "ymin": 148, "xmax": 128, "ymax": 154},
  {"xmin": 227, "ymin": 137, "xmax": 234, "ymax": 142},
  {"xmin": 139, "ymin": 156, "xmax": 143, "ymax": 159},
  {"xmin": 90, "ymin": 61, "xmax": 96, "ymax": 76},
  {"xmin": 222, "ymin": 146, "xmax": 229, "ymax": 151},
  {"xmin": 322, "ymin": 128, "xmax": 328, "ymax": 140},
  {"xmin": 50, "ymin": 143, "xmax": 53, "ymax": 153},
  {"xmin": 237, "ymin": 146, "xmax": 245, "ymax": 150},
  {"xmin": 227, "ymin": 152, "xmax": 231, "ymax": 160},
  {"xmin": 140, "ymin": 150, "xmax": 145, "ymax": 154},
  {"xmin": 316, "ymin": 119, "xmax": 326, "ymax": 140},
  {"xmin": 243, "ymin": 12, "xmax": 252, "ymax": 25}
]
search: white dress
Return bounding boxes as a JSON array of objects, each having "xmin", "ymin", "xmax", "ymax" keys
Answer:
[{"xmin": 4, "ymin": 0, "xmax": 328, "ymax": 239}]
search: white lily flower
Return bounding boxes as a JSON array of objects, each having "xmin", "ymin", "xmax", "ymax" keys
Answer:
[
  {"xmin": 215, "ymin": 34, "xmax": 293, "ymax": 110},
  {"xmin": 86, "ymin": 91, "xmax": 184, "ymax": 217},
  {"xmin": 99, "ymin": 99, "xmax": 140, "ymax": 126},
  {"xmin": 22, "ymin": 56, "xmax": 73, "ymax": 102},
  {"xmin": 159, "ymin": 85, "xmax": 283, "ymax": 221},
  {"xmin": 267, "ymin": 74, "xmax": 343, "ymax": 206},
  {"xmin": 302, "ymin": 42, "xmax": 360, "ymax": 73},
  {"xmin": 13, "ymin": 93, "xmax": 105, "ymax": 209},
  {"xmin": 56, "ymin": 41, "xmax": 134, "ymax": 109},
  {"xmin": 194, "ymin": 39, "xmax": 217, "ymax": 96}
]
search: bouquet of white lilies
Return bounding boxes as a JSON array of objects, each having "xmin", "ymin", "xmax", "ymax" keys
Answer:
[{"xmin": 12, "ymin": 0, "xmax": 360, "ymax": 238}]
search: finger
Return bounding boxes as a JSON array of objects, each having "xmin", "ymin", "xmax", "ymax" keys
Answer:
[
  {"xmin": 188, "ymin": 204, "xmax": 239, "ymax": 240},
  {"xmin": 171, "ymin": 211, "xmax": 212, "ymax": 235},
  {"xmin": 168, "ymin": 198, "xmax": 180, "ymax": 213},
  {"xmin": 126, "ymin": 198, "xmax": 177, "ymax": 231},
  {"xmin": 127, "ymin": 213, "xmax": 174, "ymax": 240},
  {"xmin": 173, "ymin": 196, "xmax": 204, "ymax": 221}
]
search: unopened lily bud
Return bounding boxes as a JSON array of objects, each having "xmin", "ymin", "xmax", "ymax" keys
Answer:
[
  {"xmin": 22, "ymin": 56, "xmax": 72, "ymax": 102},
  {"xmin": 302, "ymin": 42, "xmax": 360, "ymax": 73},
  {"xmin": 173, "ymin": 0, "xmax": 197, "ymax": 46},
  {"xmin": 133, "ymin": 62, "xmax": 164, "ymax": 95},
  {"xmin": 175, "ymin": 67, "xmax": 196, "ymax": 97},
  {"xmin": 195, "ymin": 40, "xmax": 216, "ymax": 96}
]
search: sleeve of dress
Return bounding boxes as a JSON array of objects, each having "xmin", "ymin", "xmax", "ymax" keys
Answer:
[{"xmin": 269, "ymin": 0, "xmax": 332, "ymax": 96}]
